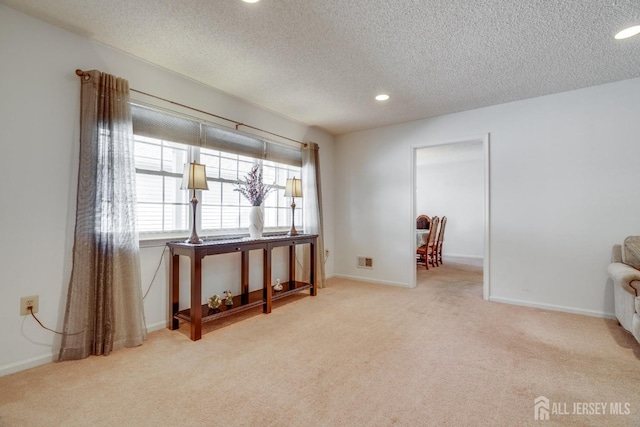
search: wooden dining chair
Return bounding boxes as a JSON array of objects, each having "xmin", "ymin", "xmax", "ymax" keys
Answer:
[
  {"xmin": 416, "ymin": 214, "xmax": 430, "ymax": 230},
  {"xmin": 417, "ymin": 216, "xmax": 439, "ymax": 269},
  {"xmin": 435, "ymin": 216, "xmax": 447, "ymax": 266}
]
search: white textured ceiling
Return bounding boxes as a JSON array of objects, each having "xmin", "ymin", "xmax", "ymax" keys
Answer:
[{"xmin": 4, "ymin": 0, "xmax": 640, "ymax": 135}]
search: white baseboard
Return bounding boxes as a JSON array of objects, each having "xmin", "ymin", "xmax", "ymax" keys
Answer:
[
  {"xmin": 0, "ymin": 352, "xmax": 55, "ymax": 377},
  {"xmin": 1, "ymin": 321, "xmax": 170, "ymax": 378},
  {"xmin": 489, "ymin": 296, "xmax": 616, "ymax": 319},
  {"xmin": 443, "ymin": 254, "xmax": 483, "ymax": 267},
  {"xmin": 147, "ymin": 321, "xmax": 168, "ymax": 333},
  {"xmin": 332, "ymin": 274, "xmax": 411, "ymax": 288}
]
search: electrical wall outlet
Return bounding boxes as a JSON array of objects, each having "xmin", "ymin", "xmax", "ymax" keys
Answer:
[{"xmin": 20, "ymin": 295, "xmax": 39, "ymax": 316}]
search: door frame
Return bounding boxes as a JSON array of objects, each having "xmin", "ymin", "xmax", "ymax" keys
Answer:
[{"xmin": 409, "ymin": 134, "xmax": 490, "ymax": 299}]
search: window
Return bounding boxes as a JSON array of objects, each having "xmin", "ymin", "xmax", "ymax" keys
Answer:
[
  {"xmin": 134, "ymin": 135, "xmax": 189, "ymax": 233},
  {"xmin": 199, "ymin": 148, "xmax": 301, "ymax": 231},
  {"xmin": 132, "ymin": 104, "xmax": 302, "ymax": 237}
]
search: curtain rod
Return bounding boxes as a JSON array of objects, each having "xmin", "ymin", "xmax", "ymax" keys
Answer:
[{"xmin": 75, "ymin": 69, "xmax": 305, "ymax": 147}]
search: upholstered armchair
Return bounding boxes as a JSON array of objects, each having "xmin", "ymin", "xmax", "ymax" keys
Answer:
[{"xmin": 608, "ymin": 236, "xmax": 640, "ymax": 343}]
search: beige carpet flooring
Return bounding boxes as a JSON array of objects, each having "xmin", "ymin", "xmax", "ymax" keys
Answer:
[{"xmin": 1, "ymin": 263, "xmax": 639, "ymax": 426}]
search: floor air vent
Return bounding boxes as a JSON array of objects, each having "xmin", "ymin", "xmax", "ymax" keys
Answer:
[{"xmin": 357, "ymin": 256, "xmax": 373, "ymax": 269}]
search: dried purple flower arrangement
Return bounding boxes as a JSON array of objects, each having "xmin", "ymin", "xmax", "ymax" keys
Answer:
[{"xmin": 234, "ymin": 164, "xmax": 274, "ymax": 206}]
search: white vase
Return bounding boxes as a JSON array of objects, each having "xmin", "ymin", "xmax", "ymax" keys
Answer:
[{"xmin": 248, "ymin": 205, "xmax": 264, "ymax": 239}]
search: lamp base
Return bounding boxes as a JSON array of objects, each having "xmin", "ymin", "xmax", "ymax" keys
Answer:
[
  {"xmin": 287, "ymin": 199, "xmax": 298, "ymax": 236},
  {"xmin": 186, "ymin": 197, "xmax": 202, "ymax": 244},
  {"xmin": 185, "ymin": 235, "xmax": 202, "ymax": 244}
]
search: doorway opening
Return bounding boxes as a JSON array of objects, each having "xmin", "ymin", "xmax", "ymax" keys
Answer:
[{"xmin": 410, "ymin": 135, "xmax": 490, "ymax": 300}]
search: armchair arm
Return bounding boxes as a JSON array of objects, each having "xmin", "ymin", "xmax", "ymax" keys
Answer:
[
  {"xmin": 612, "ymin": 244, "xmax": 622, "ymax": 263},
  {"xmin": 608, "ymin": 263, "xmax": 640, "ymax": 296}
]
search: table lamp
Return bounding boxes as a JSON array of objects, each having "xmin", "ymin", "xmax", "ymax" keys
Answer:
[
  {"xmin": 284, "ymin": 177, "xmax": 302, "ymax": 236},
  {"xmin": 181, "ymin": 162, "xmax": 208, "ymax": 244}
]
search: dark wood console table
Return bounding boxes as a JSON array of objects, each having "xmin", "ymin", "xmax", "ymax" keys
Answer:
[{"xmin": 167, "ymin": 234, "xmax": 317, "ymax": 341}]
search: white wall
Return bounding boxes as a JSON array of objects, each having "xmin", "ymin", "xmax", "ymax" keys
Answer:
[
  {"xmin": 335, "ymin": 77, "xmax": 640, "ymax": 317},
  {"xmin": 416, "ymin": 141, "xmax": 484, "ymax": 262},
  {"xmin": 0, "ymin": 6, "xmax": 335, "ymax": 375}
]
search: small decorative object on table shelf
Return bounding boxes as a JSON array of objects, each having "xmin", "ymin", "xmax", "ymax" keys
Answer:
[
  {"xmin": 207, "ymin": 294, "xmax": 222, "ymax": 310},
  {"xmin": 224, "ymin": 290, "xmax": 234, "ymax": 306},
  {"xmin": 273, "ymin": 278, "xmax": 283, "ymax": 292},
  {"xmin": 234, "ymin": 164, "xmax": 274, "ymax": 239}
]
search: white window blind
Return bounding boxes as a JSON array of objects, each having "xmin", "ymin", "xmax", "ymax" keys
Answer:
[{"xmin": 132, "ymin": 104, "xmax": 302, "ymax": 165}]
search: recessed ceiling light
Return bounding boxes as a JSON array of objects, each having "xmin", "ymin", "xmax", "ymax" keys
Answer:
[
  {"xmin": 375, "ymin": 94, "xmax": 390, "ymax": 101},
  {"xmin": 242, "ymin": 0, "xmax": 260, "ymax": 3},
  {"xmin": 615, "ymin": 25, "xmax": 640, "ymax": 40}
]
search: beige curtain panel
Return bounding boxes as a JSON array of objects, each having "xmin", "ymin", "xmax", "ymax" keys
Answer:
[
  {"xmin": 297, "ymin": 142, "xmax": 326, "ymax": 288},
  {"xmin": 59, "ymin": 70, "xmax": 147, "ymax": 360}
]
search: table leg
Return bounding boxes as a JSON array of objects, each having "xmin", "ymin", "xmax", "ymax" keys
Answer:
[
  {"xmin": 263, "ymin": 248, "xmax": 272, "ymax": 313},
  {"xmin": 310, "ymin": 241, "xmax": 317, "ymax": 296},
  {"xmin": 190, "ymin": 254, "xmax": 203, "ymax": 341},
  {"xmin": 288, "ymin": 244, "xmax": 296, "ymax": 290},
  {"xmin": 169, "ymin": 250, "xmax": 180, "ymax": 330},
  {"xmin": 241, "ymin": 250, "xmax": 249, "ymax": 305}
]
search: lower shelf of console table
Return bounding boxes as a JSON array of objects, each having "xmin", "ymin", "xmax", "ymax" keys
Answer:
[
  {"xmin": 174, "ymin": 281, "xmax": 313, "ymax": 323},
  {"xmin": 167, "ymin": 234, "xmax": 317, "ymax": 341}
]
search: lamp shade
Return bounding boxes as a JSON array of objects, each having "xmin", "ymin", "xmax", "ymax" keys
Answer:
[
  {"xmin": 284, "ymin": 177, "xmax": 302, "ymax": 198},
  {"xmin": 181, "ymin": 162, "xmax": 209, "ymax": 190}
]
